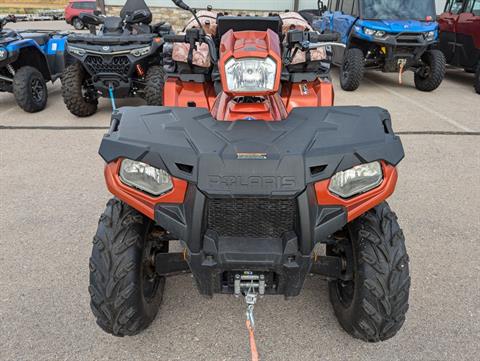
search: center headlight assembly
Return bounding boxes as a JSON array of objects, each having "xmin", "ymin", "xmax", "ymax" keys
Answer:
[
  {"xmin": 364, "ymin": 27, "xmax": 386, "ymax": 38},
  {"xmin": 329, "ymin": 161, "xmax": 383, "ymax": 199},
  {"xmin": 119, "ymin": 159, "xmax": 173, "ymax": 196},
  {"xmin": 130, "ymin": 46, "xmax": 151, "ymax": 57},
  {"xmin": 68, "ymin": 46, "xmax": 86, "ymax": 56},
  {"xmin": 225, "ymin": 57, "xmax": 277, "ymax": 92}
]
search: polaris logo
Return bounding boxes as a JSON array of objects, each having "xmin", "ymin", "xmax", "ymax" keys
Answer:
[
  {"xmin": 102, "ymin": 46, "xmax": 110, "ymax": 51},
  {"xmin": 208, "ymin": 175, "xmax": 296, "ymax": 189}
]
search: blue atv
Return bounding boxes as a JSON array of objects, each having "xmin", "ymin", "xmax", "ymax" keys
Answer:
[
  {"xmin": 312, "ymin": 0, "xmax": 446, "ymax": 91},
  {"xmin": 0, "ymin": 15, "xmax": 68, "ymax": 112}
]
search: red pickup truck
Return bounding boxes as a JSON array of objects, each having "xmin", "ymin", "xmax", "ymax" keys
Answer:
[
  {"xmin": 64, "ymin": 0, "xmax": 97, "ymax": 30},
  {"xmin": 438, "ymin": 0, "xmax": 480, "ymax": 93}
]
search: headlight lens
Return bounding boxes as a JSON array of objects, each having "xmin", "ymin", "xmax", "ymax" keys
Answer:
[
  {"xmin": 68, "ymin": 46, "xmax": 86, "ymax": 56},
  {"xmin": 364, "ymin": 28, "xmax": 386, "ymax": 38},
  {"xmin": 225, "ymin": 57, "xmax": 277, "ymax": 92},
  {"xmin": 119, "ymin": 159, "xmax": 173, "ymax": 196},
  {"xmin": 130, "ymin": 46, "xmax": 151, "ymax": 57},
  {"xmin": 0, "ymin": 48, "xmax": 8, "ymax": 61},
  {"xmin": 328, "ymin": 161, "xmax": 383, "ymax": 199},
  {"xmin": 425, "ymin": 31, "xmax": 436, "ymax": 41}
]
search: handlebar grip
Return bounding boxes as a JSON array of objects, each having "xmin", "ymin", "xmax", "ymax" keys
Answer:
[
  {"xmin": 310, "ymin": 32, "xmax": 340, "ymax": 42},
  {"xmin": 163, "ymin": 34, "xmax": 187, "ymax": 43}
]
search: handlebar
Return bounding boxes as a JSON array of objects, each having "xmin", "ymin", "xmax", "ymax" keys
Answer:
[
  {"xmin": 163, "ymin": 34, "xmax": 189, "ymax": 43},
  {"xmin": 309, "ymin": 32, "xmax": 340, "ymax": 43}
]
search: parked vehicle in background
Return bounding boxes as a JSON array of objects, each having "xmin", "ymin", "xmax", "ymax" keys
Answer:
[
  {"xmin": 312, "ymin": 0, "xmax": 446, "ymax": 92},
  {"xmin": 65, "ymin": 0, "xmax": 97, "ymax": 30},
  {"xmin": 438, "ymin": 0, "xmax": 480, "ymax": 93},
  {"xmin": 41, "ymin": 10, "xmax": 65, "ymax": 21},
  {"xmin": 62, "ymin": 0, "xmax": 172, "ymax": 117},
  {"xmin": 0, "ymin": 15, "xmax": 68, "ymax": 112}
]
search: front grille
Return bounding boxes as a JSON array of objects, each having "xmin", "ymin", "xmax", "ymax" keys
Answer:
[
  {"xmin": 396, "ymin": 33, "xmax": 422, "ymax": 44},
  {"xmin": 84, "ymin": 55, "xmax": 131, "ymax": 76},
  {"xmin": 207, "ymin": 198, "xmax": 297, "ymax": 238}
]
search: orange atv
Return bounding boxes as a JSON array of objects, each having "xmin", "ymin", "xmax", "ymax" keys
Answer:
[{"xmin": 89, "ymin": 0, "xmax": 410, "ymax": 348}]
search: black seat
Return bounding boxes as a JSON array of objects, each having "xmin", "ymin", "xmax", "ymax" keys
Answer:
[{"xmin": 20, "ymin": 32, "xmax": 50, "ymax": 46}]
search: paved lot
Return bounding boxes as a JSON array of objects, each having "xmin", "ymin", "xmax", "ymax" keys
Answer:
[{"xmin": 1, "ymin": 21, "xmax": 480, "ymax": 361}]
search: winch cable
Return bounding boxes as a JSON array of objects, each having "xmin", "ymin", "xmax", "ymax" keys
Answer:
[
  {"xmin": 108, "ymin": 84, "xmax": 117, "ymax": 111},
  {"xmin": 244, "ymin": 284, "xmax": 260, "ymax": 361},
  {"xmin": 246, "ymin": 319, "xmax": 259, "ymax": 361},
  {"xmin": 398, "ymin": 60, "xmax": 406, "ymax": 85}
]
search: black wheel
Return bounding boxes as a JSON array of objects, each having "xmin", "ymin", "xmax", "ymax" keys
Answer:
[
  {"xmin": 61, "ymin": 62, "xmax": 98, "ymax": 117},
  {"xmin": 328, "ymin": 202, "xmax": 410, "ymax": 342},
  {"xmin": 13, "ymin": 66, "xmax": 48, "ymax": 113},
  {"xmin": 340, "ymin": 48, "xmax": 364, "ymax": 91},
  {"xmin": 414, "ymin": 49, "xmax": 445, "ymax": 92},
  {"xmin": 144, "ymin": 65, "xmax": 165, "ymax": 106},
  {"xmin": 474, "ymin": 63, "xmax": 480, "ymax": 95},
  {"xmin": 72, "ymin": 17, "xmax": 84, "ymax": 30},
  {"xmin": 89, "ymin": 198, "xmax": 166, "ymax": 336}
]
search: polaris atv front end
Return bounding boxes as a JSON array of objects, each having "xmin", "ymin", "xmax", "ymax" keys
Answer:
[{"xmin": 89, "ymin": 0, "xmax": 410, "ymax": 349}]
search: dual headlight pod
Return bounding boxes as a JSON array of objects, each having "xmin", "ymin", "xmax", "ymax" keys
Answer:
[
  {"xmin": 425, "ymin": 31, "xmax": 436, "ymax": 41},
  {"xmin": 364, "ymin": 27, "xmax": 386, "ymax": 38},
  {"xmin": 119, "ymin": 159, "xmax": 173, "ymax": 196},
  {"xmin": 328, "ymin": 161, "xmax": 383, "ymax": 199},
  {"xmin": 130, "ymin": 46, "xmax": 151, "ymax": 57},
  {"xmin": 225, "ymin": 57, "xmax": 277, "ymax": 92},
  {"xmin": 0, "ymin": 48, "xmax": 8, "ymax": 61},
  {"xmin": 68, "ymin": 45, "xmax": 86, "ymax": 56}
]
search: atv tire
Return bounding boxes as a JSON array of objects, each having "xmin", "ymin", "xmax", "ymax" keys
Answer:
[
  {"xmin": 61, "ymin": 62, "xmax": 98, "ymax": 117},
  {"xmin": 89, "ymin": 198, "xmax": 165, "ymax": 336},
  {"xmin": 144, "ymin": 66, "xmax": 165, "ymax": 106},
  {"xmin": 414, "ymin": 49, "xmax": 445, "ymax": 92},
  {"xmin": 13, "ymin": 66, "xmax": 48, "ymax": 113},
  {"xmin": 340, "ymin": 48, "xmax": 364, "ymax": 91},
  {"xmin": 328, "ymin": 202, "xmax": 410, "ymax": 342},
  {"xmin": 474, "ymin": 63, "xmax": 480, "ymax": 94}
]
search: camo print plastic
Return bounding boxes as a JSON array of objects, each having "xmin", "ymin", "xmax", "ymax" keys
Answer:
[
  {"xmin": 184, "ymin": 10, "xmax": 218, "ymax": 36},
  {"xmin": 291, "ymin": 47, "xmax": 327, "ymax": 65},
  {"xmin": 280, "ymin": 12, "xmax": 327, "ymax": 65},
  {"xmin": 280, "ymin": 12, "xmax": 313, "ymax": 33},
  {"xmin": 172, "ymin": 41, "xmax": 211, "ymax": 68}
]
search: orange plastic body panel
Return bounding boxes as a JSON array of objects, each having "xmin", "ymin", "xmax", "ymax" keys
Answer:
[
  {"xmin": 104, "ymin": 160, "xmax": 188, "ymax": 220},
  {"xmin": 282, "ymin": 79, "xmax": 334, "ymax": 111},
  {"xmin": 211, "ymin": 92, "xmax": 288, "ymax": 121},
  {"xmin": 218, "ymin": 29, "xmax": 283, "ymax": 96},
  {"xmin": 163, "ymin": 77, "xmax": 217, "ymax": 109},
  {"xmin": 314, "ymin": 163, "xmax": 398, "ymax": 222}
]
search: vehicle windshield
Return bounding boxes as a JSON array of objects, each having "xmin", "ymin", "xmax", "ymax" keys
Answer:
[{"xmin": 361, "ymin": 0, "xmax": 436, "ymax": 20}]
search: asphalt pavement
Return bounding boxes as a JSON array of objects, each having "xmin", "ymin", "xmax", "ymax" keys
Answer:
[{"xmin": 0, "ymin": 20, "xmax": 479, "ymax": 361}]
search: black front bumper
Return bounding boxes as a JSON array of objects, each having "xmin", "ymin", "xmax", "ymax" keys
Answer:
[
  {"xmin": 155, "ymin": 185, "xmax": 346, "ymax": 297},
  {"xmin": 100, "ymin": 105, "xmax": 404, "ymax": 297}
]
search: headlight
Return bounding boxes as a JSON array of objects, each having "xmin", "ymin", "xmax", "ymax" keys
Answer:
[
  {"xmin": 130, "ymin": 46, "xmax": 151, "ymax": 57},
  {"xmin": 68, "ymin": 46, "xmax": 86, "ymax": 56},
  {"xmin": 425, "ymin": 31, "xmax": 436, "ymax": 41},
  {"xmin": 119, "ymin": 159, "xmax": 173, "ymax": 196},
  {"xmin": 328, "ymin": 161, "xmax": 383, "ymax": 199},
  {"xmin": 0, "ymin": 48, "xmax": 7, "ymax": 61},
  {"xmin": 225, "ymin": 57, "xmax": 277, "ymax": 92},
  {"xmin": 363, "ymin": 28, "xmax": 386, "ymax": 38}
]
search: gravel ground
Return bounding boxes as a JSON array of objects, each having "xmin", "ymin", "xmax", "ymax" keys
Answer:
[{"xmin": 1, "ymin": 20, "xmax": 479, "ymax": 361}]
